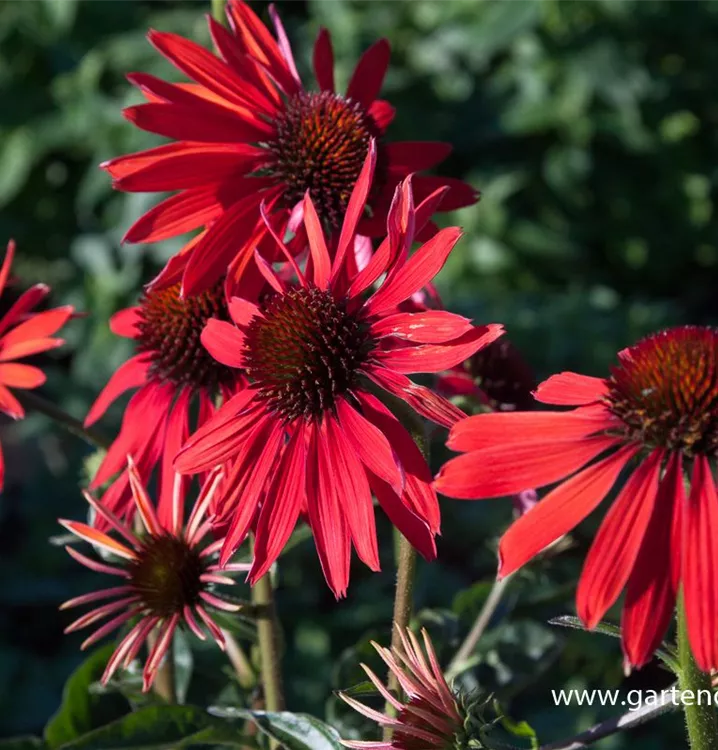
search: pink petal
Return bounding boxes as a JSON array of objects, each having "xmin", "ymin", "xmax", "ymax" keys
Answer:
[
  {"xmin": 201, "ymin": 319, "xmax": 246, "ymax": 368},
  {"xmin": 533, "ymin": 372, "xmax": 608, "ymax": 406},
  {"xmin": 371, "ymin": 311, "xmax": 474, "ymax": 344}
]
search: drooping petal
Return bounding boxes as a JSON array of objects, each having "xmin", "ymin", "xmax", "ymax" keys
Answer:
[
  {"xmin": 305, "ymin": 421, "xmax": 351, "ymax": 598},
  {"xmin": 336, "ymin": 397, "xmax": 402, "ymax": 495},
  {"xmin": 435, "ymin": 435, "xmax": 622, "ymax": 500},
  {"xmin": 385, "ymin": 142, "xmax": 452, "ymax": 172},
  {"xmin": 682, "ymin": 455, "xmax": 718, "ymax": 671},
  {"xmin": 533, "ymin": 372, "xmax": 608, "ymax": 406},
  {"xmin": 59, "ymin": 521, "xmax": 136, "ymax": 560},
  {"xmin": 577, "ymin": 449, "xmax": 664, "ymax": 629},
  {"xmin": 249, "ymin": 423, "xmax": 307, "ymax": 582},
  {"xmin": 622, "ymin": 452, "xmax": 683, "ymax": 668},
  {"xmin": 325, "ymin": 416, "xmax": 380, "ymax": 572},
  {"xmin": 365, "ymin": 366, "xmax": 465, "ymax": 429},
  {"xmin": 497, "ymin": 444, "xmax": 641, "ymax": 578}
]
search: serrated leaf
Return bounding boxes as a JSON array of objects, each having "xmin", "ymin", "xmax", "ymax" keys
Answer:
[
  {"xmin": 58, "ymin": 705, "xmax": 252, "ymax": 750},
  {"xmin": 44, "ymin": 644, "xmax": 130, "ymax": 749}
]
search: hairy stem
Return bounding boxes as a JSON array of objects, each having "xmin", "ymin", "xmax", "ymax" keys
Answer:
[
  {"xmin": 447, "ymin": 573, "xmax": 513, "ymax": 679},
  {"xmin": 222, "ymin": 628, "xmax": 255, "ymax": 689},
  {"xmin": 678, "ymin": 594, "xmax": 718, "ymax": 750},
  {"xmin": 251, "ymin": 538, "xmax": 285, "ymax": 714},
  {"xmin": 383, "ymin": 405, "xmax": 426, "ymax": 741},
  {"xmin": 211, "ymin": 0, "xmax": 226, "ymax": 24},
  {"xmin": 16, "ymin": 390, "xmax": 110, "ymax": 451}
]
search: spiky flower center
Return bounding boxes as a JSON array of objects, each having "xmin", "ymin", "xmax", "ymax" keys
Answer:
[
  {"xmin": 128, "ymin": 534, "xmax": 205, "ymax": 617},
  {"xmin": 268, "ymin": 91, "xmax": 380, "ymax": 226},
  {"xmin": 243, "ymin": 287, "xmax": 373, "ymax": 421},
  {"xmin": 136, "ymin": 280, "xmax": 235, "ymax": 390},
  {"xmin": 606, "ymin": 326, "xmax": 718, "ymax": 456}
]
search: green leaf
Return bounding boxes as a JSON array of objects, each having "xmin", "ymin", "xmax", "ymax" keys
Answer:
[
  {"xmin": 549, "ymin": 615, "xmax": 622, "ymax": 639},
  {"xmin": 247, "ymin": 712, "xmax": 344, "ymax": 750},
  {"xmin": 335, "ymin": 681, "xmax": 378, "ymax": 699},
  {"xmin": 59, "ymin": 705, "xmax": 251, "ymax": 750},
  {"xmin": 499, "ymin": 713, "xmax": 539, "ymax": 750},
  {"xmin": 44, "ymin": 644, "xmax": 131, "ymax": 749}
]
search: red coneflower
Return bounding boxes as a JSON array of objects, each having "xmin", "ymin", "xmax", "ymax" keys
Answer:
[
  {"xmin": 174, "ymin": 156, "xmax": 502, "ymax": 597},
  {"xmin": 338, "ymin": 628, "xmax": 469, "ymax": 750},
  {"xmin": 103, "ymin": 0, "xmax": 478, "ymax": 296},
  {"xmin": 0, "ymin": 240, "xmax": 73, "ymax": 491},
  {"xmin": 60, "ymin": 459, "xmax": 248, "ymax": 692},
  {"xmin": 435, "ymin": 326, "xmax": 718, "ymax": 670},
  {"xmin": 84, "ymin": 278, "xmax": 243, "ymax": 521}
]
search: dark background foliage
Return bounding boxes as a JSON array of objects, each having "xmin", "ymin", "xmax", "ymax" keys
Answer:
[{"xmin": 1, "ymin": 0, "xmax": 716, "ymax": 747}]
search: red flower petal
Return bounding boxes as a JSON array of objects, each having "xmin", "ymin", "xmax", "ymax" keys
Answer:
[
  {"xmin": 84, "ymin": 355, "xmax": 150, "ymax": 427},
  {"xmin": 682, "ymin": 455, "xmax": 718, "ymax": 671},
  {"xmin": 0, "ymin": 363, "xmax": 45, "ymax": 389},
  {"xmin": 0, "ymin": 284, "xmax": 49, "ymax": 336},
  {"xmin": 250, "ymin": 423, "xmax": 307, "ymax": 582},
  {"xmin": 369, "ymin": 473, "xmax": 437, "ymax": 562},
  {"xmin": 365, "ymin": 227, "xmax": 462, "ymax": 317},
  {"xmin": 435, "ymin": 435, "xmax": 622, "ymax": 500},
  {"xmin": 336, "ymin": 397, "xmax": 402, "ymax": 495},
  {"xmin": 0, "ymin": 241, "xmax": 14, "ymax": 298},
  {"xmin": 0, "ymin": 306, "xmax": 73, "ymax": 347},
  {"xmin": 305, "ymin": 420, "xmax": 351, "ymax": 598},
  {"xmin": 109, "ymin": 307, "xmax": 142, "ymax": 339},
  {"xmin": 385, "ymin": 142, "xmax": 452, "ymax": 172},
  {"xmin": 412, "ymin": 175, "xmax": 479, "ymax": 211},
  {"xmin": 346, "ymin": 38, "xmax": 391, "ymax": 108},
  {"xmin": 303, "ymin": 193, "xmax": 331, "ymax": 290},
  {"xmin": 534, "ymin": 372, "xmax": 607, "ymax": 406},
  {"xmin": 0, "ymin": 383, "xmax": 23, "ymax": 419},
  {"xmin": 375, "ymin": 324, "xmax": 504, "ymax": 374},
  {"xmin": 447, "ymin": 406, "xmax": 615, "ymax": 453},
  {"xmin": 313, "ymin": 27, "xmax": 334, "ymax": 92},
  {"xmin": 325, "ymin": 416, "xmax": 380, "ymax": 572},
  {"xmin": 622, "ymin": 452, "xmax": 683, "ymax": 667},
  {"xmin": 365, "ymin": 366, "xmax": 465, "ymax": 430},
  {"xmin": 577, "ymin": 449, "xmax": 664, "ymax": 629},
  {"xmin": 123, "ymin": 187, "xmax": 223, "ymax": 244},
  {"xmin": 371, "ymin": 311, "xmax": 474, "ymax": 344},
  {"xmin": 157, "ymin": 388, "xmax": 191, "ymax": 534},
  {"xmin": 368, "ymin": 100, "xmax": 395, "ymax": 131},
  {"xmin": 0, "ymin": 336, "xmax": 63, "ymax": 362},
  {"xmin": 201, "ymin": 319, "xmax": 246, "ymax": 369},
  {"xmin": 498, "ymin": 443, "xmax": 641, "ymax": 578}
]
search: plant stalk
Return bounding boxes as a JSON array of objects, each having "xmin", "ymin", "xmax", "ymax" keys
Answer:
[
  {"xmin": 383, "ymin": 404, "xmax": 426, "ymax": 741},
  {"xmin": 211, "ymin": 0, "xmax": 226, "ymax": 24},
  {"xmin": 678, "ymin": 594, "xmax": 718, "ymax": 750},
  {"xmin": 16, "ymin": 390, "xmax": 111, "ymax": 451},
  {"xmin": 251, "ymin": 538, "xmax": 285, "ymax": 714}
]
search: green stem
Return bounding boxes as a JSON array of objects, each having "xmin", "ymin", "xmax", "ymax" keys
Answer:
[
  {"xmin": 383, "ymin": 403, "xmax": 426, "ymax": 741},
  {"xmin": 211, "ymin": 0, "xmax": 227, "ymax": 24},
  {"xmin": 678, "ymin": 594, "xmax": 718, "ymax": 750},
  {"xmin": 251, "ymin": 538, "xmax": 285, "ymax": 714},
  {"xmin": 16, "ymin": 390, "xmax": 111, "ymax": 451}
]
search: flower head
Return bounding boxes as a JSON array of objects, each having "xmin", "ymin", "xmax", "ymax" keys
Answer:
[
  {"xmin": 435, "ymin": 326, "xmax": 718, "ymax": 670},
  {"xmin": 104, "ymin": 0, "xmax": 478, "ymax": 296},
  {"xmin": 60, "ymin": 460, "xmax": 248, "ymax": 691},
  {"xmin": 175, "ymin": 157, "xmax": 502, "ymax": 596},
  {"xmin": 339, "ymin": 628, "xmax": 474, "ymax": 750},
  {"xmin": 0, "ymin": 240, "xmax": 73, "ymax": 491},
  {"xmin": 84, "ymin": 278, "xmax": 242, "ymax": 522}
]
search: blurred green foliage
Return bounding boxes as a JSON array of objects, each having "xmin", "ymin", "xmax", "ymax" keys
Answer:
[{"xmin": 1, "ymin": 0, "xmax": 716, "ymax": 747}]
